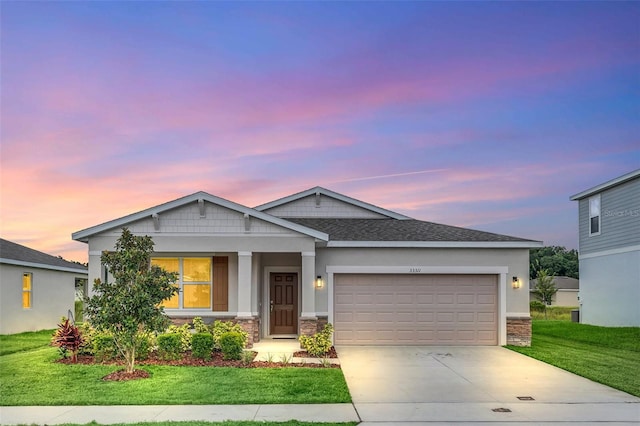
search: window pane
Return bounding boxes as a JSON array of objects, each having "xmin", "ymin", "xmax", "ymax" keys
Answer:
[
  {"xmin": 590, "ymin": 216, "xmax": 600, "ymax": 234},
  {"xmin": 589, "ymin": 196, "xmax": 600, "ymax": 217},
  {"xmin": 22, "ymin": 292, "xmax": 31, "ymax": 308},
  {"xmin": 22, "ymin": 273, "xmax": 31, "ymax": 291},
  {"xmin": 183, "ymin": 284, "xmax": 211, "ymax": 308},
  {"xmin": 162, "ymin": 292, "xmax": 179, "ymax": 309},
  {"xmin": 151, "ymin": 258, "xmax": 179, "ymax": 273},
  {"xmin": 183, "ymin": 258, "xmax": 211, "ymax": 282}
]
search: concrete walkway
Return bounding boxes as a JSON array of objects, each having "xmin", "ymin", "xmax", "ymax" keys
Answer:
[{"xmin": 0, "ymin": 404, "xmax": 359, "ymax": 424}]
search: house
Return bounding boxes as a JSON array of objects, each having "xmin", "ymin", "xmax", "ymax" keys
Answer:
[
  {"xmin": 529, "ymin": 276, "xmax": 579, "ymax": 306},
  {"xmin": 72, "ymin": 187, "xmax": 542, "ymax": 346},
  {"xmin": 570, "ymin": 169, "xmax": 640, "ymax": 327},
  {"xmin": 0, "ymin": 239, "xmax": 88, "ymax": 334}
]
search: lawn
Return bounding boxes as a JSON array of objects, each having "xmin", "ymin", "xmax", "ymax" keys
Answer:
[
  {"xmin": 0, "ymin": 332, "xmax": 351, "ymax": 406},
  {"xmin": 0, "ymin": 329, "xmax": 55, "ymax": 356},
  {"xmin": 508, "ymin": 320, "xmax": 640, "ymax": 397}
]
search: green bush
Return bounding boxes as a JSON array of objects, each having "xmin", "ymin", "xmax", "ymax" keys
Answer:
[
  {"xmin": 135, "ymin": 331, "xmax": 154, "ymax": 361},
  {"xmin": 530, "ymin": 300, "xmax": 546, "ymax": 312},
  {"xmin": 219, "ymin": 331, "xmax": 245, "ymax": 360},
  {"xmin": 192, "ymin": 317, "xmax": 210, "ymax": 334},
  {"xmin": 166, "ymin": 323, "xmax": 192, "ymax": 351},
  {"xmin": 157, "ymin": 333, "xmax": 183, "ymax": 361},
  {"xmin": 211, "ymin": 321, "xmax": 248, "ymax": 350},
  {"xmin": 77, "ymin": 322, "xmax": 97, "ymax": 355},
  {"xmin": 299, "ymin": 323, "xmax": 334, "ymax": 357},
  {"xmin": 191, "ymin": 332, "xmax": 214, "ymax": 360},
  {"xmin": 93, "ymin": 333, "xmax": 118, "ymax": 362}
]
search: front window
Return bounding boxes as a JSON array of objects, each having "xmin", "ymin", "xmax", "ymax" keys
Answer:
[
  {"xmin": 151, "ymin": 257, "xmax": 212, "ymax": 309},
  {"xmin": 589, "ymin": 195, "xmax": 601, "ymax": 235},
  {"xmin": 22, "ymin": 273, "xmax": 32, "ymax": 309}
]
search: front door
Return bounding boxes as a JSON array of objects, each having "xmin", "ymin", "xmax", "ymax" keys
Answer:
[{"xmin": 270, "ymin": 273, "xmax": 298, "ymax": 335}]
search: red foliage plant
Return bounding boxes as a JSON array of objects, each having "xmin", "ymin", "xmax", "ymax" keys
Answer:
[{"xmin": 52, "ymin": 318, "xmax": 84, "ymax": 363}]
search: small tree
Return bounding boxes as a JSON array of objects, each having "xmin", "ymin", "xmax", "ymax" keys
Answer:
[
  {"xmin": 532, "ymin": 268, "xmax": 557, "ymax": 319},
  {"xmin": 84, "ymin": 228, "xmax": 178, "ymax": 373}
]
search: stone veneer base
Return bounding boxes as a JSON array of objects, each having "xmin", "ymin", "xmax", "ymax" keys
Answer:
[{"xmin": 507, "ymin": 316, "xmax": 532, "ymax": 346}]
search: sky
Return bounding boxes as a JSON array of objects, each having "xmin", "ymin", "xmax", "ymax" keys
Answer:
[{"xmin": 1, "ymin": 1, "xmax": 639, "ymax": 263}]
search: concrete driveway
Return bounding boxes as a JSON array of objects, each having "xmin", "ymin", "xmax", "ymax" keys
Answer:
[{"xmin": 338, "ymin": 346, "xmax": 640, "ymax": 424}]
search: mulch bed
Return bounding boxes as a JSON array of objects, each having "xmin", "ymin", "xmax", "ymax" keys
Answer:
[
  {"xmin": 293, "ymin": 346, "xmax": 339, "ymax": 358},
  {"xmin": 57, "ymin": 348, "xmax": 340, "ymax": 381}
]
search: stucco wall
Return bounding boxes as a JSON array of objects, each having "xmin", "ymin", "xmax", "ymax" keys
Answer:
[
  {"xmin": 0, "ymin": 264, "xmax": 82, "ymax": 334},
  {"xmin": 579, "ymin": 249, "xmax": 640, "ymax": 326},
  {"xmin": 314, "ymin": 247, "xmax": 531, "ymax": 315}
]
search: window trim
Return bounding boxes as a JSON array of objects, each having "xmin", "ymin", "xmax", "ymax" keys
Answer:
[
  {"xmin": 22, "ymin": 272, "xmax": 32, "ymax": 309},
  {"xmin": 589, "ymin": 194, "xmax": 601, "ymax": 236}
]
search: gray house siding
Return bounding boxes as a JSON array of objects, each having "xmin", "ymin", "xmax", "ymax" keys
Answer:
[
  {"xmin": 0, "ymin": 264, "xmax": 82, "ymax": 334},
  {"xmin": 579, "ymin": 250, "xmax": 640, "ymax": 326},
  {"xmin": 261, "ymin": 194, "xmax": 387, "ymax": 219},
  {"xmin": 577, "ymin": 178, "xmax": 640, "ymax": 255}
]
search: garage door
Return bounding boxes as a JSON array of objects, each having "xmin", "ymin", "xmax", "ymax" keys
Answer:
[{"xmin": 334, "ymin": 274, "xmax": 497, "ymax": 345}]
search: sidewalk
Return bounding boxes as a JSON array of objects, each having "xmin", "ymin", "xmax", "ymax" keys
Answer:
[{"xmin": 0, "ymin": 404, "xmax": 360, "ymax": 425}]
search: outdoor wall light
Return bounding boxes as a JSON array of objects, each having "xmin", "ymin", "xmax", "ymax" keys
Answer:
[
  {"xmin": 315, "ymin": 276, "xmax": 324, "ymax": 289},
  {"xmin": 512, "ymin": 276, "xmax": 522, "ymax": 289}
]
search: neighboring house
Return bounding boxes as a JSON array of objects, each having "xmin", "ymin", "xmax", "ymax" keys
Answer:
[
  {"xmin": 570, "ymin": 169, "xmax": 640, "ymax": 327},
  {"xmin": 0, "ymin": 239, "xmax": 88, "ymax": 334},
  {"xmin": 73, "ymin": 187, "xmax": 542, "ymax": 346},
  {"xmin": 529, "ymin": 276, "xmax": 579, "ymax": 307}
]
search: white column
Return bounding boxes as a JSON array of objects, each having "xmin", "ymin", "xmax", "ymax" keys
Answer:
[
  {"xmin": 237, "ymin": 251, "xmax": 253, "ymax": 318},
  {"xmin": 300, "ymin": 251, "xmax": 317, "ymax": 318}
]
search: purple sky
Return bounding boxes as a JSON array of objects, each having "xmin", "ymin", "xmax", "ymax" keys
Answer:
[{"xmin": 1, "ymin": 2, "xmax": 639, "ymax": 262}]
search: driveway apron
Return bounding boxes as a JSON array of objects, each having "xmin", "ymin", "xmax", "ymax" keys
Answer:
[{"xmin": 338, "ymin": 346, "xmax": 640, "ymax": 423}]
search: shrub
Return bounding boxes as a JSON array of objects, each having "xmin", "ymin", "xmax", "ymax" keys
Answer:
[
  {"xmin": 157, "ymin": 333, "xmax": 183, "ymax": 361},
  {"xmin": 167, "ymin": 323, "xmax": 192, "ymax": 351},
  {"xmin": 219, "ymin": 331, "xmax": 245, "ymax": 360},
  {"xmin": 192, "ymin": 317, "xmax": 210, "ymax": 334},
  {"xmin": 530, "ymin": 300, "xmax": 546, "ymax": 312},
  {"xmin": 211, "ymin": 321, "xmax": 248, "ymax": 350},
  {"xmin": 135, "ymin": 331, "xmax": 155, "ymax": 361},
  {"xmin": 299, "ymin": 323, "xmax": 334, "ymax": 357},
  {"xmin": 51, "ymin": 318, "xmax": 84, "ymax": 362},
  {"xmin": 191, "ymin": 332, "xmax": 214, "ymax": 360},
  {"xmin": 93, "ymin": 333, "xmax": 118, "ymax": 362},
  {"xmin": 77, "ymin": 322, "xmax": 97, "ymax": 355}
]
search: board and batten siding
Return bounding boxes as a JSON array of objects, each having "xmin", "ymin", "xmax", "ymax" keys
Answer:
[{"xmin": 577, "ymin": 178, "xmax": 640, "ymax": 255}]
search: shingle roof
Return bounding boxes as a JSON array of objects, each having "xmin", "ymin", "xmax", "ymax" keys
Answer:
[
  {"xmin": 286, "ymin": 218, "xmax": 538, "ymax": 243},
  {"xmin": 0, "ymin": 238, "xmax": 87, "ymax": 272},
  {"xmin": 530, "ymin": 276, "xmax": 579, "ymax": 290}
]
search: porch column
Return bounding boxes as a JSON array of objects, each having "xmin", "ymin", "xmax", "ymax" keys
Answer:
[
  {"xmin": 300, "ymin": 251, "xmax": 317, "ymax": 318},
  {"xmin": 237, "ymin": 251, "xmax": 253, "ymax": 317}
]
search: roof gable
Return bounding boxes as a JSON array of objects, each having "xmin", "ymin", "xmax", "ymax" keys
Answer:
[
  {"xmin": 0, "ymin": 239, "xmax": 87, "ymax": 273},
  {"xmin": 72, "ymin": 192, "xmax": 328, "ymax": 242},
  {"xmin": 254, "ymin": 186, "xmax": 411, "ymax": 220}
]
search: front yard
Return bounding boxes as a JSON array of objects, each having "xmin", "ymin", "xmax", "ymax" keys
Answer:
[
  {"xmin": 0, "ymin": 330, "xmax": 351, "ymax": 406},
  {"xmin": 508, "ymin": 320, "xmax": 640, "ymax": 397}
]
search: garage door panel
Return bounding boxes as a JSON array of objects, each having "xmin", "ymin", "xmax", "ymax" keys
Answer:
[{"xmin": 335, "ymin": 274, "xmax": 497, "ymax": 345}]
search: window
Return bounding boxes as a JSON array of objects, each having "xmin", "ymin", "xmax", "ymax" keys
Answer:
[
  {"xmin": 151, "ymin": 257, "xmax": 212, "ymax": 309},
  {"xmin": 22, "ymin": 273, "xmax": 32, "ymax": 309},
  {"xmin": 589, "ymin": 195, "xmax": 601, "ymax": 235}
]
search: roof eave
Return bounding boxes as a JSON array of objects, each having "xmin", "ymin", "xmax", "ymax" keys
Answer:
[
  {"xmin": 570, "ymin": 169, "xmax": 640, "ymax": 201},
  {"xmin": 326, "ymin": 240, "xmax": 543, "ymax": 248},
  {"xmin": 0, "ymin": 258, "xmax": 88, "ymax": 274}
]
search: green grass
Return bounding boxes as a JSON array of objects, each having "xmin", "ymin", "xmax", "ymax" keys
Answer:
[
  {"xmin": 508, "ymin": 320, "xmax": 640, "ymax": 397},
  {"xmin": 58, "ymin": 423, "xmax": 357, "ymax": 426},
  {"xmin": 0, "ymin": 347, "xmax": 351, "ymax": 406},
  {"xmin": 0, "ymin": 329, "xmax": 54, "ymax": 356},
  {"xmin": 530, "ymin": 306, "xmax": 576, "ymax": 321}
]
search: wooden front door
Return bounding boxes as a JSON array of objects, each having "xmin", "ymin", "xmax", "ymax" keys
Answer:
[{"xmin": 270, "ymin": 273, "xmax": 298, "ymax": 335}]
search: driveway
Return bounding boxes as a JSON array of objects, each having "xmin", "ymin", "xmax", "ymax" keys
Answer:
[{"xmin": 338, "ymin": 346, "xmax": 640, "ymax": 424}]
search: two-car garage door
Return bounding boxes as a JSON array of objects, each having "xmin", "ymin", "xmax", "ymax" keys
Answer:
[{"xmin": 334, "ymin": 274, "xmax": 498, "ymax": 345}]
